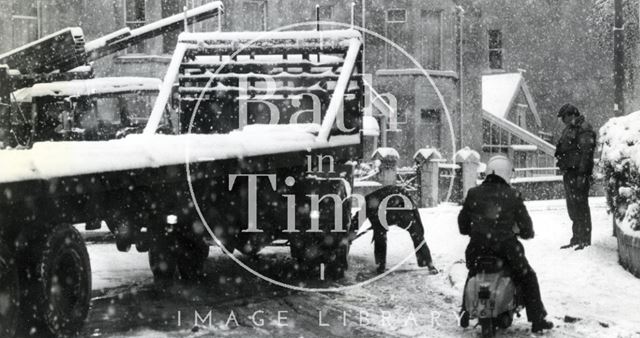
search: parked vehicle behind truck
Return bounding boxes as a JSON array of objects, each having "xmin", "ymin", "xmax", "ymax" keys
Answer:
[
  {"xmin": 6, "ymin": 77, "xmax": 163, "ymax": 148},
  {"xmin": 0, "ymin": 28, "xmax": 364, "ymax": 337}
]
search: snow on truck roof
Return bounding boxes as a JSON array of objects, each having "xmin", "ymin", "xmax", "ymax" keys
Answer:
[{"xmin": 12, "ymin": 77, "xmax": 161, "ymax": 103}]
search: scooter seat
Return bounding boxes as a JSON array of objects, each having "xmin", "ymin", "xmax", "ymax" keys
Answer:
[{"xmin": 474, "ymin": 256, "xmax": 505, "ymax": 274}]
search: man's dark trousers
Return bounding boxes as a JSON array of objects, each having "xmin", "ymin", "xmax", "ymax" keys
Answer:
[{"xmin": 562, "ymin": 170, "xmax": 592, "ymax": 245}]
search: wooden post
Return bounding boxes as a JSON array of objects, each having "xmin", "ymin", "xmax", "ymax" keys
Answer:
[
  {"xmin": 372, "ymin": 147, "xmax": 399, "ymax": 186},
  {"xmin": 414, "ymin": 149, "xmax": 443, "ymax": 207},
  {"xmin": 0, "ymin": 66, "xmax": 10, "ymax": 147},
  {"xmin": 455, "ymin": 147, "xmax": 481, "ymax": 199},
  {"xmin": 614, "ymin": 0, "xmax": 625, "ymax": 116}
]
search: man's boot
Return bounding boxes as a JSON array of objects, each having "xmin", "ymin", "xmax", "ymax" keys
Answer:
[
  {"xmin": 414, "ymin": 246, "xmax": 437, "ymax": 273},
  {"xmin": 560, "ymin": 237, "xmax": 579, "ymax": 249},
  {"xmin": 532, "ymin": 318, "xmax": 553, "ymax": 333}
]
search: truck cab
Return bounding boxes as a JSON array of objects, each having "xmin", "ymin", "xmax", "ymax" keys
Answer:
[{"xmin": 7, "ymin": 77, "xmax": 167, "ymax": 147}]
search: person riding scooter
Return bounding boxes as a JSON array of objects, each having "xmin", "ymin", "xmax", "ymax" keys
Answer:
[{"xmin": 458, "ymin": 155, "xmax": 553, "ymax": 333}]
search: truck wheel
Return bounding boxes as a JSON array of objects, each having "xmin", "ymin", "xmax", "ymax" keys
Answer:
[
  {"xmin": 0, "ymin": 242, "xmax": 19, "ymax": 337},
  {"xmin": 20, "ymin": 224, "xmax": 91, "ymax": 337}
]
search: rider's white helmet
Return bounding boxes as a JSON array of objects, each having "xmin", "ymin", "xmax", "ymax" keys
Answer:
[{"xmin": 485, "ymin": 155, "xmax": 513, "ymax": 182}]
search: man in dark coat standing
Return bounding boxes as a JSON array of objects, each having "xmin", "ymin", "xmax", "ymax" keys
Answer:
[
  {"xmin": 554, "ymin": 103, "xmax": 596, "ymax": 250},
  {"xmin": 458, "ymin": 155, "xmax": 552, "ymax": 333}
]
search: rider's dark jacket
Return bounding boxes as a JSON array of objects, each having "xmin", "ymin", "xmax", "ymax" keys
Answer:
[{"xmin": 458, "ymin": 174, "xmax": 534, "ymax": 243}]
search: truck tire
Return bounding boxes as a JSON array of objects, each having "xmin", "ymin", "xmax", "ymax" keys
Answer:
[
  {"xmin": 0, "ymin": 242, "xmax": 19, "ymax": 337},
  {"xmin": 19, "ymin": 224, "xmax": 91, "ymax": 337}
]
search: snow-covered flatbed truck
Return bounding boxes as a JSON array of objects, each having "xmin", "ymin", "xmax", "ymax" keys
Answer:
[{"xmin": 0, "ymin": 29, "xmax": 363, "ymax": 337}]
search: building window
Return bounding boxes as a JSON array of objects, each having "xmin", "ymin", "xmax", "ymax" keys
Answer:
[
  {"xmin": 124, "ymin": 0, "xmax": 147, "ymax": 53},
  {"xmin": 240, "ymin": 1, "xmax": 267, "ymax": 31},
  {"xmin": 317, "ymin": 5, "xmax": 333, "ymax": 20},
  {"xmin": 387, "ymin": 9, "xmax": 407, "ymax": 23},
  {"xmin": 488, "ymin": 29, "xmax": 503, "ymax": 69},
  {"xmin": 385, "ymin": 8, "xmax": 410, "ymax": 68},
  {"xmin": 125, "ymin": 0, "xmax": 146, "ymax": 28},
  {"xmin": 420, "ymin": 10, "xmax": 442, "ymax": 70},
  {"xmin": 11, "ymin": 0, "xmax": 39, "ymax": 48},
  {"xmin": 162, "ymin": 0, "xmax": 180, "ymax": 54}
]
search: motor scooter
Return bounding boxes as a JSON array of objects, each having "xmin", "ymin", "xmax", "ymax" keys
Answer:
[{"xmin": 463, "ymin": 256, "xmax": 522, "ymax": 337}]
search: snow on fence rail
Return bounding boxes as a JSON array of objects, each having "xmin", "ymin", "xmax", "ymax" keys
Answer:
[{"xmin": 513, "ymin": 166, "xmax": 559, "ymax": 177}]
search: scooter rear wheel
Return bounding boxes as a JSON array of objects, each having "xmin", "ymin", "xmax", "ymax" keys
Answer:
[{"xmin": 497, "ymin": 312, "xmax": 513, "ymax": 329}]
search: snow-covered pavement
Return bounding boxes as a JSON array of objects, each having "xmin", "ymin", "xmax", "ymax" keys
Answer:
[{"xmin": 84, "ymin": 197, "xmax": 640, "ymax": 337}]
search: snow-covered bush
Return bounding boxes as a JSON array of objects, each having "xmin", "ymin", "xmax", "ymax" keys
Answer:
[{"xmin": 599, "ymin": 111, "xmax": 640, "ymax": 230}]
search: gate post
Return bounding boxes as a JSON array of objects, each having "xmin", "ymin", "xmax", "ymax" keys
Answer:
[
  {"xmin": 372, "ymin": 147, "xmax": 399, "ymax": 186},
  {"xmin": 414, "ymin": 148, "xmax": 442, "ymax": 207},
  {"xmin": 455, "ymin": 147, "xmax": 481, "ymax": 200}
]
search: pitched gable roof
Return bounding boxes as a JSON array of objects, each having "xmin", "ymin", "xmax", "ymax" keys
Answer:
[{"xmin": 482, "ymin": 72, "xmax": 541, "ymax": 127}]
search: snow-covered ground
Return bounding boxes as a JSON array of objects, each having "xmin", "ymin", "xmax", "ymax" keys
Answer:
[{"xmin": 85, "ymin": 197, "xmax": 640, "ymax": 337}]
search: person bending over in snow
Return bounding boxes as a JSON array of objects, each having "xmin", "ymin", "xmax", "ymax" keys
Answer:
[
  {"xmin": 350, "ymin": 185, "xmax": 438, "ymax": 274},
  {"xmin": 458, "ymin": 155, "xmax": 553, "ymax": 333}
]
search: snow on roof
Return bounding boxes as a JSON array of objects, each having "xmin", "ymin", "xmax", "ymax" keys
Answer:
[
  {"xmin": 12, "ymin": 77, "xmax": 161, "ymax": 103},
  {"xmin": 482, "ymin": 73, "xmax": 522, "ymax": 119},
  {"xmin": 0, "ymin": 126, "xmax": 359, "ymax": 184},
  {"xmin": 482, "ymin": 73, "xmax": 542, "ymax": 127}
]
